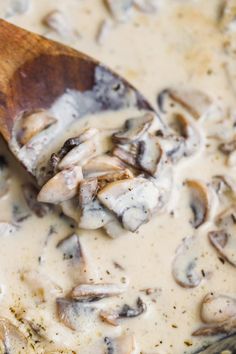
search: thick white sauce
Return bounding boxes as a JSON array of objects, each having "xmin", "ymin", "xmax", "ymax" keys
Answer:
[{"xmin": 0, "ymin": 0, "xmax": 236, "ymax": 353}]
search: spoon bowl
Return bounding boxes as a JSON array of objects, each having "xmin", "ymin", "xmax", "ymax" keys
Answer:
[{"xmin": 0, "ymin": 19, "xmax": 153, "ymax": 179}]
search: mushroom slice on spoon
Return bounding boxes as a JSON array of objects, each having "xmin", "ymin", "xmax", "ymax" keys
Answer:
[
  {"xmin": 0, "ymin": 317, "xmax": 28, "ymax": 353},
  {"xmin": 104, "ymin": 334, "xmax": 137, "ymax": 354},
  {"xmin": 185, "ymin": 179, "xmax": 213, "ymax": 229},
  {"xmin": 16, "ymin": 110, "xmax": 57, "ymax": 146},
  {"xmin": 37, "ymin": 165, "xmax": 83, "ymax": 204},
  {"xmin": 69, "ymin": 283, "xmax": 125, "ymax": 302},
  {"xmin": 83, "ymin": 155, "xmax": 125, "ymax": 178},
  {"xmin": 112, "ymin": 112, "xmax": 154, "ymax": 144},
  {"xmin": 98, "ymin": 177, "xmax": 160, "ymax": 232},
  {"xmin": 172, "ymin": 235, "xmax": 203, "ymax": 288}
]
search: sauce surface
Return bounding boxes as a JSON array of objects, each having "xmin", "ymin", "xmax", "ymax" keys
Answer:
[{"xmin": 0, "ymin": 0, "xmax": 236, "ymax": 353}]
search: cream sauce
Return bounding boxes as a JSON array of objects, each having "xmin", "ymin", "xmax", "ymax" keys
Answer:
[{"xmin": 0, "ymin": 0, "xmax": 236, "ymax": 353}]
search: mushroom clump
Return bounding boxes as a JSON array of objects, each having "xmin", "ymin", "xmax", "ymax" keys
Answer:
[
  {"xmin": 36, "ymin": 108, "xmax": 202, "ymax": 237},
  {"xmin": 193, "ymin": 293, "xmax": 236, "ymax": 336}
]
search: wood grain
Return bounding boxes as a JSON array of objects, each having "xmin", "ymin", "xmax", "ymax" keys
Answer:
[{"xmin": 0, "ymin": 20, "xmax": 152, "ymax": 143}]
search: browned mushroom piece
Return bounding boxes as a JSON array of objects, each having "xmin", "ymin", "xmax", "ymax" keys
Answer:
[
  {"xmin": 104, "ymin": 334, "xmax": 137, "ymax": 354},
  {"xmin": 170, "ymin": 113, "xmax": 201, "ymax": 156},
  {"xmin": 208, "ymin": 229, "xmax": 236, "ymax": 267},
  {"xmin": 57, "ymin": 233, "xmax": 88, "ymax": 283},
  {"xmin": 69, "ymin": 283, "xmax": 125, "ymax": 302},
  {"xmin": 97, "ymin": 169, "xmax": 134, "ymax": 190},
  {"xmin": 112, "ymin": 112, "xmax": 155, "ymax": 144},
  {"xmin": 211, "ymin": 175, "xmax": 236, "ymax": 201},
  {"xmin": 172, "ymin": 235, "xmax": 203, "ymax": 288},
  {"xmin": 0, "ymin": 317, "xmax": 28, "ymax": 353},
  {"xmin": 193, "ymin": 293, "xmax": 236, "ymax": 336},
  {"xmin": 136, "ymin": 134, "xmax": 164, "ymax": 176},
  {"xmin": 16, "ymin": 110, "xmax": 57, "ymax": 147},
  {"xmin": 185, "ymin": 179, "xmax": 212, "ymax": 229},
  {"xmin": 104, "ymin": 0, "xmax": 134, "ymax": 21},
  {"xmin": 37, "ymin": 165, "xmax": 83, "ymax": 204},
  {"xmin": 161, "ymin": 88, "xmax": 212, "ymax": 119},
  {"xmin": 98, "ymin": 177, "xmax": 160, "ymax": 232},
  {"xmin": 83, "ymin": 155, "xmax": 125, "ymax": 178}
]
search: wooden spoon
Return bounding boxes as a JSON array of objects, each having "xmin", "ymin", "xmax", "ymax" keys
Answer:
[{"xmin": 0, "ymin": 19, "xmax": 153, "ymax": 181}]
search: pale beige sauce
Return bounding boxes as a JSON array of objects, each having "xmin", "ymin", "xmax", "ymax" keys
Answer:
[{"xmin": 0, "ymin": 0, "xmax": 236, "ymax": 353}]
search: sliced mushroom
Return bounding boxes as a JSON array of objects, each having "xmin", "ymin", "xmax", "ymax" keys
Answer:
[
  {"xmin": 79, "ymin": 178, "xmax": 98, "ymax": 206},
  {"xmin": 104, "ymin": 334, "xmax": 137, "ymax": 354},
  {"xmin": 185, "ymin": 179, "xmax": 212, "ymax": 229},
  {"xmin": 60, "ymin": 198, "xmax": 80, "ymax": 222},
  {"xmin": 104, "ymin": 0, "xmax": 134, "ymax": 21},
  {"xmin": 83, "ymin": 155, "xmax": 125, "ymax": 178},
  {"xmin": 215, "ymin": 205, "xmax": 236, "ymax": 228},
  {"xmin": 49, "ymin": 128, "xmax": 98, "ymax": 174},
  {"xmin": 57, "ymin": 233, "xmax": 88, "ymax": 283},
  {"xmin": 0, "ymin": 317, "xmax": 28, "ymax": 353},
  {"xmin": 172, "ymin": 235, "xmax": 203, "ymax": 288},
  {"xmin": 211, "ymin": 175, "xmax": 236, "ymax": 201},
  {"xmin": 37, "ymin": 165, "xmax": 83, "ymax": 204},
  {"xmin": 56, "ymin": 297, "xmax": 98, "ymax": 331},
  {"xmin": 17, "ymin": 110, "xmax": 57, "ymax": 146},
  {"xmin": 103, "ymin": 217, "xmax": 127, "ymax": 238},
  {"xmin": 98, "ymin": 177, "xmax": 160, "ymax": 232},
  {"xmin": 0, "ymin": 222, "xmax": 16, "ymax": 237},
  {"xmin": 58, "ymin": 138, "xmax": 101, "ymax": 170},
  {"xmin": 112, "ymin": 146, "xmax": 138, "ymax": 169},
  {"xmin": 97, "ymin": 169, "xmax": 133, "ymax": 190},
  {"xmin": 69, "ymin": 283, "xmax": 125, "ymax": 302},
  {"xmin": 158, "ymin": 88, "xmax": 212, "ymax": 119},
  {"xmin": 192, "ymin": 319, "xmax": 236, "ymax": 336},
  {"xmin": 100, "ymin": 310, "xmax": 119, "ymax": 326},
  {"xmin": 118, "ymin": 297, "xmax": 146, "ymax": 318},
  {"xmin": 21, "ymin": 270, "xmax": 62, "ymax": 304},
  {"xmin": 112, "ymin": 112, "xmax": 154, "ymax": 144},
  {"xmin": 136, "ymin": 134, "xmax": 164, "ymax": 176},
  {"xmin": 42, "ymin": 10, "xmax": 78, "ymax": 41},
  {"xmin": 201, "ymin": 293, "xmax": 236, "ymax": 324},
  {"xmin": 22, "ymin": 183, "xmax": 52, "ymax": 217},
  {"xmin": 218, "ymin": 138, "xmax": 236, "ymax": 166},
  {"xmin": 157, "ymin": 135, "xmax": 186, "ymax": 163},
  {"xmin": 79, "ymin": 199, "xmax": 112, "ymax": 230},
  {"xmin": 208, "ymin": 229, "xmax": 236, "ymax": 267},
  {"xmin": 170, "ymin": 113, "xmax": 201, "ymax": 156}
]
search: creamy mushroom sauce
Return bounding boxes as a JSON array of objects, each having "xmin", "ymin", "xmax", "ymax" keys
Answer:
[{"xmin": 1, "ymin": 0, "xmax": 236, "ymax": 353}]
